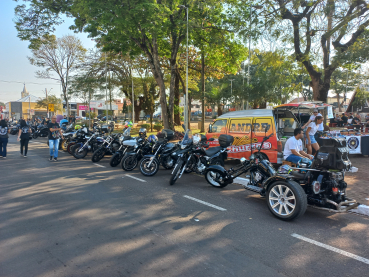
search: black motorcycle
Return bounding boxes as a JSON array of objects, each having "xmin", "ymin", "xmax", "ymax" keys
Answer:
[
  {"xmin": 121, "ymin": 138, "xmax": 153, "ymax": 171},
  {"xmin": 169, "ymin": 131, "xmax": 231, "ymax": 186},
  {"xmin": 138, "ymin": 130, "xmax": 177, "ymax": 176},
  {"xmin": 109, "ymin": 127, "xmax": 136, "ymax": 167},
  {"xmin": 71, "ymin": 132, "xmax": 104, "ymax": 159},
  {"xmin": 66, "ymin": 127, "xmax": 91, "ymax": 154},
  {"xmin": 91, "ymin": 133, "xmax": 121, "ymax": 162},
  {"xmin": 32, "ymin": 124, "xmax": 49, "ymax": 138}
]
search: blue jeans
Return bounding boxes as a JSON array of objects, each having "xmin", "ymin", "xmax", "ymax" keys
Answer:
[
  {"xmin": 285, "ymin": 154, "xmax": 303, "ymax": 164},
  {"xmin": 0, "ymin": 137, "xmax": 8, "ymax": 157},
  {"xmin": 49, "ymin": 139, "xmax": 60, "ymax": 158}
]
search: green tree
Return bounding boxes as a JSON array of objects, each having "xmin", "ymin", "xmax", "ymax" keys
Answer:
[
  {"xmin": 35, "ymin": 94, "xmax": 63, "ymax": 114},
  {"xmin": 27, "ymin": 35, "xmax": 86, "ymax": 121},
  {"xmin": 262, "ymin": 1, "xmax": 369, "ymax": 102},
  {"xmin": 14, "ymin": 0, "xmax": 250, "ymax": 130}
]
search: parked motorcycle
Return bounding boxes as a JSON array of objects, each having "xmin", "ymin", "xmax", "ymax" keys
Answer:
[
  {"xmin": 169, "ymin": 131, "xmax": 232, "ymax": 186},
  {"xmin": 32, "ymin": 124, "xmax": 49, "ymax": 138},
  {"xmin": 71, "ymin": 132, "xmax": 104, "ymax": 159},
  {"xmin": 91, "ymin": 133, "xmax": 121, "ymax": 162},
  {"xmin": 109, "ymin": 127, "xmax": 137, "ymax": 167},
  {"xmin": 138, "ymin": 130, "xmax": 177, "ymax": 176}
]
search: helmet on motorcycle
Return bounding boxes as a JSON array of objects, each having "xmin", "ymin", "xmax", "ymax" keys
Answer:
[
  {"xmin": 193, "ymin": 134, "xmax": 201, "ymax": 145},
  {"xmin": 74, "ymin": 124, "xmax": 82, "ymax": 130},
  {"xmin": 148, "ymin": 134, "xmax": 158, "ymax": 144},
  {"xmin": 277, "ymin": 164, "xmax": 292, "ymax": 174},
  {"xmin": 139, "ymin": 128, "xmax": 147, "ymax": 138},
  {"xmin": 125, "ymin": 121, "xmax": 133, "ymax": 128}
]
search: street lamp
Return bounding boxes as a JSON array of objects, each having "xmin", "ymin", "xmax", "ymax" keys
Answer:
[
  {"xmin": 247, "ymin": 5, "xmax": 263, "ymax": 110},
  {"xmin": 178, "ymin": 5, "xmax": 189, "ymax": 129}
]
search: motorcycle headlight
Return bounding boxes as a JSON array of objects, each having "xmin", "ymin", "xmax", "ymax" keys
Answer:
[
  {"xmin": 72, "ymin": 133, "xmax": 77, "ymax": 138},
  {"xmin": 181, "ymin": 144, "xmax": 186, "ymax": 149}
]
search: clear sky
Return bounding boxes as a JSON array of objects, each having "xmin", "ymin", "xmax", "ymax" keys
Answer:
[{"xmin": 0, "ymin": 1, "xmax": 95, "ymax": 104}]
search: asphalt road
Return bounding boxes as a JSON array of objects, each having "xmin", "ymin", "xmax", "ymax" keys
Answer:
[{"xmin": 1, "ymin": 136, "xmax": 369, "ymax": 277}]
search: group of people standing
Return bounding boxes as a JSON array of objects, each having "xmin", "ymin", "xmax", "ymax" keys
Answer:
[{"xmin": 0, "ymin": 115, "xmax": 63, "ymax": 160}]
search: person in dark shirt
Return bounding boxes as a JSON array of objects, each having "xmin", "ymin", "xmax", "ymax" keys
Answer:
[
  {"xmin": 17, "ymin": 119, "xmax": 32, "ymax": 157},
  {"xmin": 341, "ymin": 113, "xmax": 348, "ymax": 125},
  {"xmin": 352, "ymin": 114, "xmax": 361, "ymax": 130},
  {"xmin": 48, "ymin": 115, "xmax": 64, "ymax": 161}
]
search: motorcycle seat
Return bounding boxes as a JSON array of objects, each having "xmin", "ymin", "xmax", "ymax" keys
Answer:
[{"xmin": 205, "ymin": 146, "xmax": 223, "ymax": 157}]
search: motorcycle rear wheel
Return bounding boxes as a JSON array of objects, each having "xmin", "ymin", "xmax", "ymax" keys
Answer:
[
  {"xmin": 72, "ymin": 144, "xmax": 88, "ymax": 159},
  {"xmin": 91, "ymin": 148, "xmax": 105, "ymax": 163},
  {"xmin": 139, "ymin": 157, "xmax": 159, "ymax": 176},
  {"xmin": 266, "ymin": 181, "xmax": 307, "ymax": 221},
  {"xmin": 121, "ymin": 154, "xmax": 138, "ymax": 171},
  {"xmin": 110, "ymin": 153, "xmax": 122, "ymax": 167},
  {"xmin": 170, "ymin": 159, "xmax": 183, "ymax": 185}
]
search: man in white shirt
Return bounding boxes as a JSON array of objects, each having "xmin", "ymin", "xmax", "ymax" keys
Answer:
[
  {"xmin": 302, "ymin": 109, "xmax": 324, "ymax": 131},
  {"xmin": 284, "ymin": 128, "xmax": 313, "ymax": 164}
]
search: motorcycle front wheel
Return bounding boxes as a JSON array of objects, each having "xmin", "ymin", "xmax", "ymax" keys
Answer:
[
  {"xmin": 169, "ymin": 159, "xmax": 184, "ymax": 185},
  {"xmin": 121, "ymin": 154, "xmax": 138, "ymax": 171},
  {"xmin": 91, "ymin": 148, "xmax": 106, "ymax": 163},
  {"xmin": 67, "ymin": 142, "xmax": 76, "ymax": 155},
  {"xmin": 139, "ymin": 157, "xmax": 159, "ymax": 176},
  {"xmin": 61, "ymin": 139, "xmax": 69, "ymax": 151},
  {"xmin": 32, "ymin": 133, "xmax": 38, "ymax": 139},
  {"xmin": 110, "ymin": 153, "xmax": 122, "ymax": 167},
  {"xmin": 205, "ymin": 170, "xmax": 228, "ymax": 188},
  {"xmin": 72, "ymin": 144, "xmax": 88, "ymax": 159},
  {"xmin": 266, "ymin": 181, "xmax": 307, "ymax": 221}
]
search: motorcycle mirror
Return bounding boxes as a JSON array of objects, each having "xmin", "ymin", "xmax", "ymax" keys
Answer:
[{"xmin": 208, "ymin": 124, "xmax": 213, "ymax": 133}]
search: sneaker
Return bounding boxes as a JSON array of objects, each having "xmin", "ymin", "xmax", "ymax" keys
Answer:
[
  {"xmin": 53, "ymin": 157, "xmax": 58, "ymax": 161},
  {"xmin": 24, "ymin": 155, "xmax": 27, "ymax": 158},
  {"xmin": 49, "ymin": 156, "xmax": 53, "ymax": 161}
]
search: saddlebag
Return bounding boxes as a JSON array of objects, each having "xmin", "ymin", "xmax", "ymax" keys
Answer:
[{"xmin": 162, "ymin": 129, "xmax": 175, "ymax": 140}]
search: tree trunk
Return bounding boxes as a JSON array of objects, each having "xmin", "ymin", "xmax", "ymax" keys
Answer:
[
  {"xmin": 168, "ymin": 61, "xmax": 176, "ymax": 129},
  {"xmin": 174, "ymin": 71, "xmax": 181, "ymax": 126},
  {"xmin": 336, "ymin": 93, "xmax": 342, "ymax": 112},
  {"xmin": 200, "ymin": 52, "xmax": 205, "ymax": 133},
  {"xmin": 259, "ymin": 101, "xmax": 267, "ymax": 109},
  {"xmin": 217, "ymin": 103, "xmax": 222, "ymax": 116}
]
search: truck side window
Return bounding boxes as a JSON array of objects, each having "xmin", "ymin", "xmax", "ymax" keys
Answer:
[
  {"xmin": 212, "ymin": 119, "xmax": 227, "ymax": 133},
  {"xmin": 229, "ymin": 119, "xmax": 251, "ymax": 134},
  {"xmin": 253, "ymin": 118, "xmax": 273, "ymax": 136}
]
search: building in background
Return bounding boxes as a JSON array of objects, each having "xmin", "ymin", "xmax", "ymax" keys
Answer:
[{"xmin": 3, "ymin": 85, "xmax": 47, "ymax": 120}]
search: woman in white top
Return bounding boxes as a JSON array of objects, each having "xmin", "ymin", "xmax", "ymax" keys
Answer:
[{"xmin": 306, "ymin": 116, "xmax": 323, "ymax": 155}]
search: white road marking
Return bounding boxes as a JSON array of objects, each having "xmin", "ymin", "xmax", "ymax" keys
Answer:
[
  {"xmin": 93, "ymin": 163, "xmax": 106, "ymax": 168},
  {"xmin": 183, "ymin": 195, "xmax": 227, "ymax": 211},
  {"xmin": 123, "ymin": 175, "xmax": 147, "ymax": 183},
  {"xmin": 291, "ymin": 233, "xmax": 369, "ymax": 265}
]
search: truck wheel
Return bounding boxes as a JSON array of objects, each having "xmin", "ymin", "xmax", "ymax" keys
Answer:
[{"xmin": 266, "ymin": 181, "xmax": 307, "ymax": 221}]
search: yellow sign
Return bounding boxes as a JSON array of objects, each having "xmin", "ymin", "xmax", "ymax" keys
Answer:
[{"xmin": 48, "ymin": 104, "xmax": 54, "ymax": 112}]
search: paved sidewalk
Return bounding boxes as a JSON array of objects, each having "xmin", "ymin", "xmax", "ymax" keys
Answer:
[{"xmin": 344, "ymin": 155, "xmax": 369, "ymax": 205}]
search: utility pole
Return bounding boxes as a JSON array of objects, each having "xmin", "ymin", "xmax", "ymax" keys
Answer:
[
  {"xmin": 131, "ymin": 67, "xmax": 135, "ymax": 124},
  {"xmin": 229, "ymin": 79, "xmax": 235, "ymax": 111},
  {"xmin": 105, "ymin": 52, "xmax": 108, "ymax": 122}
]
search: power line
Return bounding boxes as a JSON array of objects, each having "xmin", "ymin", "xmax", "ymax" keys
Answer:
[{"xmin": 0, "ymin": 80, "xmax": 60, "ymax": 85}]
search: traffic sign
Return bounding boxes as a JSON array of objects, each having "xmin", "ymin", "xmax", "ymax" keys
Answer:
[{"xmin": 48, "ymin": 104, "xmax": 54, "ymax": 112}]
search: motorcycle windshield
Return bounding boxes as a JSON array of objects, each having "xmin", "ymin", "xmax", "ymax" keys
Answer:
[
  {"xmin": 123, "ymin": 127, "xmax": 131, "ymax": 137},
  {"xmin": 181, "ymin": 129, "xmax": 193, "ymax": 147}
]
